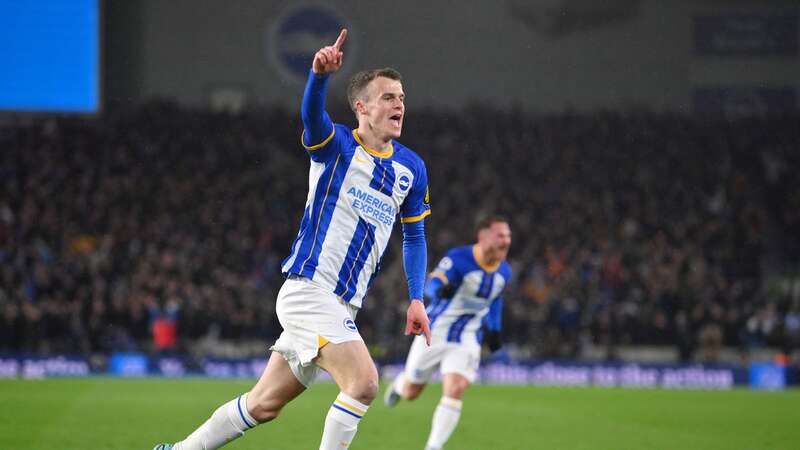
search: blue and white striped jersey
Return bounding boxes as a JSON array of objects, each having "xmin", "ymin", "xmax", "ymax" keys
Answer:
[
  {"xmin": 281, "ymin": 124, "xmax": 431, "ymax": 308},
  {"xmin": 426, "ymin": 245, "xmax": 512, "ymax": 346}
]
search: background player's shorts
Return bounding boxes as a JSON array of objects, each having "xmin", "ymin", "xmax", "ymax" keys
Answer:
[
  {"xmin": 270, "ymin": 276, "xmax": 361, "ymax": 387},
  {"xmin": 402, "ymin": 334, "xmax": 481, "ymax": 384}
]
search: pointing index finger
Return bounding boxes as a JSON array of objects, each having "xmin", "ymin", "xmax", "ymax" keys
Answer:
[{"xmin": 333, "ymin": 28, "xmax": 347, "ymax": 51}]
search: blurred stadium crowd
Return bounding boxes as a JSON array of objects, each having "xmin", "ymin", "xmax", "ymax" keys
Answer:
[{"xmin": 1, "ymin": 103, "xmax": 799, "ymax": 364}]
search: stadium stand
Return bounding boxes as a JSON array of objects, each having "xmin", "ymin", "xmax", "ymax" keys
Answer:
[{"xmin": 1, "ymin": 102, "xmax": 798, "ymax": 368}]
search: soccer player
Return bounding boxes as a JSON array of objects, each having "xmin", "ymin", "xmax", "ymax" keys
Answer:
[
  {"xmin": 152, "ymin": 28, "xmax": 432, "ymax": 450},
  {"xmin": 383, "ymin": 216, "xmax": 512, "ymax": 450}
]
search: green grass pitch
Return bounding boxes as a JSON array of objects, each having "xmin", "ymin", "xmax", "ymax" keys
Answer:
[{"xmin": 1, "ymin": 378, "xmax": 798, "ymax": 450}]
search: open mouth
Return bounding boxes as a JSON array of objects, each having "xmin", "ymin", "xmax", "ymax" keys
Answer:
[{"xmin": 390, "ymin": 114, "xmax": 402, "ymax": 127}]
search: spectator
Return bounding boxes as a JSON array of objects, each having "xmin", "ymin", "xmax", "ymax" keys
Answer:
[{"xmin": 1, "ymin": 103, "xmax": 798, "ymax": 362}]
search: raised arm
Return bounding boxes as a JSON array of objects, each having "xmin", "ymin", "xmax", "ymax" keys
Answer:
[{"xmin": 301, "ymin": 29, "xmax": 347, "ymax": 147}]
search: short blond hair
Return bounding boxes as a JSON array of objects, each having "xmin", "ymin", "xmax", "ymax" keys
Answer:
[{"xmin": 347, "ymin": 67, "xmax": 402, "ymax": 113}]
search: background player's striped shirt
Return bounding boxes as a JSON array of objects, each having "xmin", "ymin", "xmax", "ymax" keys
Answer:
[{"xmin": 426, "ymin": 245, "xmax": 511, "ymax": 346}]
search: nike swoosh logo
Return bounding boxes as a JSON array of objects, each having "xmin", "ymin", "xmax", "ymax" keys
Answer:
[{"xmin": 354, "ymin": 155, "xmax": 371, "ymax": 164}]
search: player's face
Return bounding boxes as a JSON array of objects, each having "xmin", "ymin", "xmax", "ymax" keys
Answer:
[
  {"xmin": 484, "ymin": 222, "xmax": 512, "ymax": 260},
  {"xmin": 363, "ymin": 77, "xmax": 405, "ymax": 140}
]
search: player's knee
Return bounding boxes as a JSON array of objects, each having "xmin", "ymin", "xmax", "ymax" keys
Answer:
[
  {"xmin": 247, "ymin": 401, "xmax": 281, "ymax": 423},
  {"xmin": 443, "ymin": 377, "xmax": 470, "ymax": 399},
  {"xmin": 345, "ymin": 376, "xmax": 379, "ymax": 404},
  {"xmin": 246, "ymin": 393, "xmax": 283, "ymax": 423},
  {"xmin": 359, "ymin": 377, "xmax": 380, "ymax": 404},
  {"xmin": 252, "ymin": 407, "xmax": 281, "ymax": 423},
  {"xmin": 445, "ymin": 386, "xmax": 467, "ymax": 399}
]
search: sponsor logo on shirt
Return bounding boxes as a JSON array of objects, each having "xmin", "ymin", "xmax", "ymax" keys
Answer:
[{"xmin": 347, "ymin": 186, "xmax": 396, "ymax": 225}]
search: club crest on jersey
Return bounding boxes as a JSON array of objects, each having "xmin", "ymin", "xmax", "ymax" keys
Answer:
[
  {"xmin": 343, "ymin": 318, "xmax": 357, "ymax": 332},
  {"xmin": 397, "ymin": 174, "xmax": 411, "ymax": 192}
]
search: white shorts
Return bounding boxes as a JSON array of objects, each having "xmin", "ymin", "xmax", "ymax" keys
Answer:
[
  {"xmin": 402, "ymin": 335, "xmax": 481, "ymax": 384},
  {"xmin": 270, "ymin": 276, "xmax": 362, "ymax": 387}
]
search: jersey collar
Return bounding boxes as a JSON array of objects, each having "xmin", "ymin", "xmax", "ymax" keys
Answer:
[
  {"xmin": 472, "ymin": 244, "xmax": 501, "ymax": 273},
  {"xmin": 352, "ymin": 129, "xmax": 394, "ymax": 158}
]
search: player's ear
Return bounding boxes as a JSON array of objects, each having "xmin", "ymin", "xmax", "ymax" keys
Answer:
[{"xmin": 355, "ymin": 99, "xmax": 367, "ymax": 115}]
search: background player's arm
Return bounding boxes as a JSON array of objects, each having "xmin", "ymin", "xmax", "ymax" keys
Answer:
[
  {"xmin": 424, "ymin": 276, "xmax": 444, "ymax": 303},
  {"xmin": 424, "ymin": 274, "xmax": 457, "ymax": 304},
  {"xmin": 425, "ymin": 272, "xmax": 456, "ymax": 300},
  {"xmin": 483, "ymin": 297, "xmax": 504, "ymax": 352},
  {"xmin": 402, "ymin": 221, "xmax": 431, "ymax": 345},
  {"xmin": 427, "ymin": 249, "xmax": 462, "ymax": 302},
  {"xmin": 301, "ymin": 29, "xmax": 347, "ymax": 149}
]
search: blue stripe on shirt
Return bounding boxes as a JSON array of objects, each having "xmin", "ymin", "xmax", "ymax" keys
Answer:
[
  {"xmin": 447, "ymin": 313, "xmax": 476, "ymax": 343},
  {"xmin": 288, "ymin": 153, "xmax": 352, "ymax": 277},
  {"xmin": 369, "ymin": 159, "xmax": 396, "ymax": 197},
  {"xmin": 427, "ymin": 298, "xmax": 452, "ymax": 328},
  {"xmin": 334, "ymin": 217, "xmax": 378, "ymax": 302},
  {"xmin": 477, "ymin": 271, "xmax": 495, "ymax": 299}
]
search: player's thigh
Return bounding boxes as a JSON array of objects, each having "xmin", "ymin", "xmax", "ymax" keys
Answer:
[
  {"xmin": 271, "ymin": 277, "xmax": 363, "ymax": 387},
  {"xmin": 248, "ymin": 351, "xmax": 306, "ymax": 418},
  {"xmin": 442, "ymin": 372, "xmax": 471, "ymax": 399},
  {"xmin": 316, "ymin": 339, "xmax": 378, "ymax": 396},
  {"xmin": 403, "ymin": 335, "xmax": 445, "ymax": 384}
]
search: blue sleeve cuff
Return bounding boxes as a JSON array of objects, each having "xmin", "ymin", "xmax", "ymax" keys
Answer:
[{"xmin": 402, "ymin": 221, "xmax": 427, "ymax": 301}]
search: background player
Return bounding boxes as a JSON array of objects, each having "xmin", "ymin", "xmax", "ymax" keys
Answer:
[
  {"xmin": 153, "ymin": 28, "xmax": 432, "ymax": 450},
  {"xmin": 384, "ymin": 216, "xmax": 512, "ymax": 450}
]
